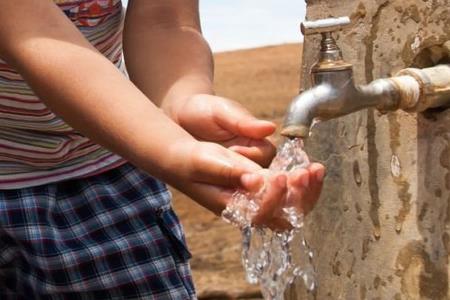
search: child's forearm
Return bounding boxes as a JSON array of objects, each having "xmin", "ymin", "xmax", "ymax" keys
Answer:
[
  {"xmin": 123, "ymin": 1, "xmax": 215, "ymax": 120},
  {"xmin": 0, "ymin": 1, "xmax": 197, "ymax": 187}
]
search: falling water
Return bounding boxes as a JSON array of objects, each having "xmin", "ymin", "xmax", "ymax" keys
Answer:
[{"xmin": 222, "ymin": 138, "xmax": 316, "ymax": 300}]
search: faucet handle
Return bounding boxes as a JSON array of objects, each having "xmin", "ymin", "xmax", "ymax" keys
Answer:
[
  {"xmin": 302, "ymin": 17, "xmax": 353, "ymax": 72},
  {"xmin": 301, "ymin": 16, "xmax": 351, "ymax": 35}
]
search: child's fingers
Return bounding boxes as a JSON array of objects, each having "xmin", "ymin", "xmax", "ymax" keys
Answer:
[
  {"xmin": 285, "ymin": 164, "xmax": 325, "ymax": 215},
  {"xmin": 267, "ymin": 217, "xmax": 293, "ymax": 232},
  {"xmin": 191, "ymin": 143, "xmax": 262, "ymax": 188},
  {"xmin": 213, "ymin": 100, "xmax": 276, "ymax": 139},
  {"xmin": 284, "ymin": 168, "xmax": 308, "ymax": 209},
  {"xmin": 252, "ymin": 174, "xmax": 287, "ymax": 226},
  {"xmin": 240, "ymin": 173, "xmax": 264, "ymax": 193},
  {"xmin": 301, "ymin": 163, "xmax": 325, "ymax": 213},
  {"xmin": 228, "ymin": 138, "xmax": 276, "ymax": 168},
  {"xmin": 288, "ymin": 168, "xmax": 310, "ymax": 188},
  {"xmin": 310, "ymin": 163, "xmax": 326, "ymax": 182}
]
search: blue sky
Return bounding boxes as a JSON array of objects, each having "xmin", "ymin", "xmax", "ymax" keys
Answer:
[{"xmin": 121, "ymin": 1, "xmax": 306, "ymax": 52}]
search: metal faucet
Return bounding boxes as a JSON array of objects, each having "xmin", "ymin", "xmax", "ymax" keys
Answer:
[{"xmin": 281, "ymin": 16, "xmax": 450, "ymax": 138}]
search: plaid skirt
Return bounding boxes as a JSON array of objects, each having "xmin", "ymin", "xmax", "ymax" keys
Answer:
[{"xmin": 0, "ymin": 163, "xmax": 196, "ymax": 299}]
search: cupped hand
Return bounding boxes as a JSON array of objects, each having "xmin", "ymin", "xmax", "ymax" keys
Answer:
[
  {"xmin": 173, "ymin": 94, "xmax": 277, "ymax": 167},
  {"xmin": 167, "ymin": 139, "xmax": 325, "ymax": 230},
  {"xmin": 240, "ymin": 163, "xmax": 325, "ymax": 231}
]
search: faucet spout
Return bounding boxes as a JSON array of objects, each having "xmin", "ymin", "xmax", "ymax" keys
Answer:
[{"xmin": 281, "ymin": 84, "xmax": 339, "ymax": 138}]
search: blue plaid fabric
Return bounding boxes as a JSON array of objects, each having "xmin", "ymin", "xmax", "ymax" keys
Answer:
[{"xmin": 0, "ymin": 163, "xmax": 196, "ymax": 299}]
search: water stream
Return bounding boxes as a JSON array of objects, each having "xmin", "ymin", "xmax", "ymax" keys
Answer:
[{"xmin": 222, "ymin": 138, "xmax": 316, "ymax": 300}]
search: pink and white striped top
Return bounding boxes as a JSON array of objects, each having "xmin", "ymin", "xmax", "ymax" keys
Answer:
[{"xmin": 0, "ymin": 0, "xmax": 127, "ymax": 189}]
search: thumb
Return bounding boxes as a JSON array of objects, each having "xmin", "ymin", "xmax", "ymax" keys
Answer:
[
  {"xmin": 190, "ymin": 143, "xmax": 262, "ymax": 188},
  {"xmin": 213, "ymin": 100, "xmax": 276, "ymax": 139}
]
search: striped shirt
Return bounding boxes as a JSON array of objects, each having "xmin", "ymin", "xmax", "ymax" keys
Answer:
[{"xmin": 0, "ymin": 0, "xmax": 127, "ymax": 189}]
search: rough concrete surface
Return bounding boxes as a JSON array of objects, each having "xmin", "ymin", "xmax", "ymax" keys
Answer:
[{"xmin": 290, "ymin": 0, "xmax": 450, "ymax": 299}]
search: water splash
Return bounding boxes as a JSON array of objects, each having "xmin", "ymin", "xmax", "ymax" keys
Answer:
[{"xmin": 222, "ymin": 138, "xmax": 316, "ymax": 300}]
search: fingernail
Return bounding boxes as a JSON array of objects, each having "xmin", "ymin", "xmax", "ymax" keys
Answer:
[{"xmin": 316, "ymin": 168, "xmax": 325, "ymax": 182}]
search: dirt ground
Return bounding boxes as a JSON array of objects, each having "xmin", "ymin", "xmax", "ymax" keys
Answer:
[{"xmin": 171, "ymin": 43, "xmax": 303, "ymax": 299}]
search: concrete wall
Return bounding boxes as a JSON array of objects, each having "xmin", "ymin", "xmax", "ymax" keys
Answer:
[{"xmin": 289, "ymin": 0, "xmax": 450, "ymax": 299}]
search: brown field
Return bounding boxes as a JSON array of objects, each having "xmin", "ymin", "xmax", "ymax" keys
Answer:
[{"xmin": 171, "ymin": 43, "xmax": 303, "ymax": 299}]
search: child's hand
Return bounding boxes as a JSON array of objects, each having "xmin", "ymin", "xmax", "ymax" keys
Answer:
[
  {"xmin": 170, "ymin": 140, "xmax": 261, "ymax": 188},
  {"xmin": 167, "ymin": 140, "xmax": 324, "ymax": 226},
  {"xmin": 240, "ymin": 163, "xmax": 325, "ymax": 231},
  {"xmin": 166, "ymin": 139, "xmax": 263, "ymax": 214},
  {"xmin": 171, "ymin": 94, "xmax": 277, "ymax": 167}
]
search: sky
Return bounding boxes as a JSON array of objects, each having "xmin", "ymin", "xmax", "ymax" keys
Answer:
[{"xmin": 121, "ymin": 0, "xmax": 306, "ymax": 52}]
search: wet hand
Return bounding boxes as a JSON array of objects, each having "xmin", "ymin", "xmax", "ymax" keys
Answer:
[
  {"xmin": 240, "ymin": 163, "xmax": 325, "ymax": 231},
  {"xmin": 167, "ymin": 140, "xmax": 264, "ymax": 214},
  {"xmin": 173, "ymin": 94, "xmax": 277, "ymax": 167}
]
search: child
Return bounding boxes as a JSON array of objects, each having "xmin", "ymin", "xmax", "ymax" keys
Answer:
[{"xmin": 0, "ymin": 1, "xmax": 324, "ymax": 299}]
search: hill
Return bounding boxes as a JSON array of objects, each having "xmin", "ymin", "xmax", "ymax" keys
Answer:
[{"xmin": 172, "ymin": 43, "xmax": 303, "ymax": 299}]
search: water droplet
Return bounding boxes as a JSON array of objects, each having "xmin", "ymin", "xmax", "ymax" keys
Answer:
[
  {"xmin": 308, "ymin": 118, "xmax": 322, "ymax": 138},
  {"xmin": 373, "ymin": 227, "xmax": 381, "ymax": 239},
  {"xmin": 391, "ymin": 155, "xmax": 401, "ymax": 177},
  {"xmin": 395, "ymin": 222, "xmax": 402, "ymax": 233},
  {"xmin": 353, "ymin": 160, "xmax": 362, "ymax": 186}
]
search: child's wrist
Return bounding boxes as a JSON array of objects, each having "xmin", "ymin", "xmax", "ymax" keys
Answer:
[{"xmin": 156, "ymin": 137, "xmax": 197, "ymax": 185}]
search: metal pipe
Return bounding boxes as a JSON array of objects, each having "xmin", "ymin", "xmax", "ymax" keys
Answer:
[{"xmin": 396, "ymin": 64, "xmax": 450, "ymax": 111}]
